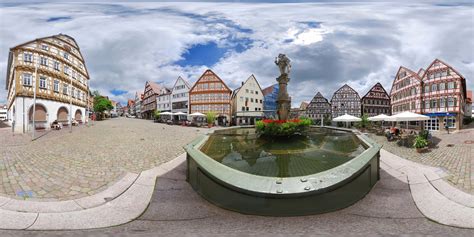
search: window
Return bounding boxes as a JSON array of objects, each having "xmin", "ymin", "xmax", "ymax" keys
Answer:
[
  {"xmin": 424, "ymin": 85, "xmax": 429, "ymax": 93},
  {"xmin": 63, "ymin": 85, "xmax": 68, "ymax": 95},
  {"xmin": 246, "ymin": 89, "xmax": 249, "ymax": 93},
  {"xmin": 24, "ymin": 53, "xmax": 33, "ymax": 62},
  {"xmin": 443, "ymin": 117, "xmax": 456, "ymax": 129},
  {"xmin": 439, "ymin": 83, "xmax": 445, "ymax": 90},
  {"xmin": 431, "ymin": 84, "xmax": 437, "ymax": 91},
  {"xmin": 64, "ymin": 66, "xmax": 69, "ymax": 75},
  {"xmin": 260, "ymin": 99, "xmax": 263, "ymax": 103},
  {"xmin": 54, "ymin": 61, "xmax": 60, "ymax": 71},
  {"xmin": 448, "ymin": 82, "xmax": 454, "ymax": 89},
  {"xmin": 431, "ymin": 99, "xmax": 437, "ymax": 108},
  {"xmin": 40, "ymin": 57, "xmax": 48, "ymax": 66},
  {"xmin": 440, "ymin": 98, "xmax": 445, "ymax": 108},
  {"xmin": 242, "ymin": 106, "xmax": 245, "ymax": 111},
  {"xmin": 72, "ymin": 71, "xmax": 76, "ymax": 79},
  {"xmin": 63, "ymin": 52, "xmax": 69, "ymax": 59},
  {"xmin": 72, "ymin": 88, "xmax": 75, "ymax": 98},
  {"xmin": 54, "ymin": 80, "xmax": 59, "ymax": 92},
  {"xmin": 448, "ymin": 97, "xmax": 454, "ymax": 107},
  {"xmin": 251, "ymin": 98, "xmax": 254, "ymax": 102},
  {"xmin": 424, "ymin": 101, "xmax": 429, "ymax": 109},
  {"xmin": 41, "ymin": 45, "xmax": 48, "ymax": 51},
  {"xmin": 22, "ymin": 73, "xmax": 32, "ymax": 86},
  {"xmin": 39, "ymin": 77, "xmax": 47, "ymax": 89}
]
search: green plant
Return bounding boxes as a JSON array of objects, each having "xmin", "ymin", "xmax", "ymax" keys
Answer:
[
  {"xmin": 357, "ymin": 114, "xmax": 369, "ymax": 128},
  {"xmin": 419, "ymin": 130, "xmax": 429, "ymax": 140},
  {"xmin": 154, "ymin": 110, "xmax": 161, "ymax": 120},
  {"xmin": 256, "ymin": 118, "xmax": 312, "ymax": 137},
  {"xmin": 323, "ymin": 114, "xmax": 332, "ymax": 126},
  {"xmin": 206, "ymin": 112, "xmax": 216, "ymax": 125},
  {"xmin": 413, "ymin": 135, "xmax": 428, "ymax": 149}
]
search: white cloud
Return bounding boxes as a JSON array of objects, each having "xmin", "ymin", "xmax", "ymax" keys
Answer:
[{"xmin": 0, "ymin": 1, "xmax": 472, "ymax": 107}]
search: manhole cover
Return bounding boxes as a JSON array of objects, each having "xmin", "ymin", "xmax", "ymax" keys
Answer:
[{"xmin": 446, "ymin": 144, "xmax": 454, "ymax": 147}]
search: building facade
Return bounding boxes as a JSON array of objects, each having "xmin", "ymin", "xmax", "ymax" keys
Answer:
[
  {"xmin": 189, "ymin": 69, "xmax": 232, "ymax": 126},
  {"xmin": 262, "ymin": 84, "xmax": 279, "ymax": 119},
  {"xmin": 134, "ymin": 91, "xmax": 143, "ymax": 118},
  {"xmin": 5, "ymin": 34, "xmax": 90, "ymax": 132},
  {"xmin": 390, "ymin": 59, "xmax": 468, "ymax": 131},
  {"xmin": 290, "ymin": 101, "xmax": 308, "ymax": 119},
  {"xmin": 171, "ymin": 76, "xmax": 191, "ymax": 114},
  {"xmin": 0, "ymin": 104, "xmax": 6, "ymax": 121},
  {"xmin": 231, "ymin": 75, "xmax": 264, "ymax": 125},
  {"xmin": 306, "ymin": 92, "xmax": 331, "ymax": 122},
  {"xmin": 156, "ymin": 87, "xmax": 171, "ymax": 112},
  {"xmin": 361, "ymin": 82, "xmax": 391, "ymax": 117},
  {"xmin": 142, "ymin": 81, "xmax": 160, "ymax": 119},
  {"xmin": 331, "ymin": 84, "xmax": 361, "ymax": 118}
]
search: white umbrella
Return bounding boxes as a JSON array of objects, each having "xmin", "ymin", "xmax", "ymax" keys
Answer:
[
  {"xmin": 189, "ymin": 112, "xmax": 205, "ymax": 117},
  {"xmin": 386, "ymin": 112, "xmax": 429, "ymax": 122},
  {"xmin": 386, "ymin": 111, "xmax": 429, "ymax": 129},
  {"xmin": 160, "ymin": 112, "xmax": 173, "ymax": 115},
  {"xmin": 333, "ymin": 114, "xmax": 361, "ymax": 128},
  {"xmin": 174, "ymin": 112, "xmax": 186, "ymax": 116},
  {"xmin": 368, "ymin": 114, "xmax": 390, "ymax": 121}
]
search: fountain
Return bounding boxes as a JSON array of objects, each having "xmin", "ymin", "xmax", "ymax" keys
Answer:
[{"xmin": 185, "ymin": 54, "xmax": 381, "ymax": 216}]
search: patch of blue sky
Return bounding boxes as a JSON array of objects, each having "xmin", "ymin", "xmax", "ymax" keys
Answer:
[
  {"xmin": 176, "ymin": 42, "xmax": 227, "ymax": 67},
  {"xmin": 46, "ymin": 16, "xmax": 72, "ymax": 22},
  {"xmin": 298, "ymin": 21, "xmax": 322, "ymax": 28},
  {"xmin": 110, "ymin": 89, "xmax": 128, "ymax": 96}
]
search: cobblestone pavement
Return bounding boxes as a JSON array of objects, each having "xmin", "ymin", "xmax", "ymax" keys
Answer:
[
  {"xmin": 368, "ymin": 128, "xmax": 474, "ymax": 194},
  {"xmin": 0, "ymin": 118, "xmax": 206, "ymax": 200}
]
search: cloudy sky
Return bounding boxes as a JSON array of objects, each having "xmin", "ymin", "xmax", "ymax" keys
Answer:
[{"xmin": 0, "ymin": 1, "xmax": 472, "ymax": 106}]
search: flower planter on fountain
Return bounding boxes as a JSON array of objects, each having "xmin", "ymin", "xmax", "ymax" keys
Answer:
[{"xmin": 256, "ymin": 118, "xmax": 312, "ymax": 137}]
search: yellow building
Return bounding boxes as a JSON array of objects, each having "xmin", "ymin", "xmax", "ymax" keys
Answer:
[{"xmin": 5, "ymin": 34, "xmax": 90, "ymax": 133}]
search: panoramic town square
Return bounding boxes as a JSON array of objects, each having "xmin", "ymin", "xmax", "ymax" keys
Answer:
[{"xmin": 0, "ymin": 0, "xmax": 473, "ymax": 236}]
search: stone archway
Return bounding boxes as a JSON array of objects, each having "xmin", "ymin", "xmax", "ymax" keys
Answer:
[
  {"xmin": 75, "ymin": 109, "xmax": 82, "ymax": 122},
  {"xmin": 57, "ymin": 107, "xmax": 69, "ymax": 123}
]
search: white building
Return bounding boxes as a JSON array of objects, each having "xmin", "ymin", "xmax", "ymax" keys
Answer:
[
  {"xmin": 0, "ymin": 104, "xmax": 7, "ymax": 121},
  {"xmin": 171, "ymin": 76, "xmax": 191, "ymax": 114},
  {"xmin": 156, "ymin": 87, "xmax": 171, "ymax": 112},
  {"xmin": 5, "ymin": 34, "xmax": 90, "ymax": 133},
  {"xmin": 231, "ymin": 75, "xmax": 264, "ymax": 125}
]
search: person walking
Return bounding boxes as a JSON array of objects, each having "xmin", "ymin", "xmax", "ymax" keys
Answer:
[{"xmin": 444, "ymin": 122, "xmax": 449, "ymax": 134}]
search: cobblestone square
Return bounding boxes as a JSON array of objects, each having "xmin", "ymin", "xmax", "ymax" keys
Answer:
[{"xmin": 0, "ymin": 118, "xmax": 205, "ymax": 200}]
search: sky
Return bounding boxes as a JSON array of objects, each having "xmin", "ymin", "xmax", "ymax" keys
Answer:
[{"xmin": 0, "ymin": 1, "xmax": 473, "ymax": 107}]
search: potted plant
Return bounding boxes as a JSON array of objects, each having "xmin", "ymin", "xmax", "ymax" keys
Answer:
[
  {"xmin": 153, "ymin": 110, "xmax": 161, "ymax": 123},
  {"xmin": 206, "ymin": 112, "xmax": 216, "ymax": 128},
  {"xmin": 413, "ymin": 135, "xmax": 428, "ymax": 153}
]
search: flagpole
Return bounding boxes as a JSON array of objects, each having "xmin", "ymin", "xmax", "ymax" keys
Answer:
[{"xmin": 32, "ymin": 56, "xmax": 38, "ymax": 140}]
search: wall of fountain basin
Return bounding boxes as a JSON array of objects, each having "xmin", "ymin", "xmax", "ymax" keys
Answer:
[{"xmin": 184, "ymin": 126, "xmax": 382, "ymax": 216}]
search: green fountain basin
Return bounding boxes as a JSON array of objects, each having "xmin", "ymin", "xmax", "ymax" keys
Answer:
[{"xmin": 185, "ymin": 126, "xmax": 381, "ymax": 216}]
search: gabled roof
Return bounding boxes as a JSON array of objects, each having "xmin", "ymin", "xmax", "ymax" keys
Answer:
[
  {"xmin": 171, "ymin": 76, "xmax": 191, "ymax": 92},
  {"xmin": 190, "ymin": 69, "xmax": 231, "ymax": 92},
  {"xmin": 300, "ymin": 101, "xmax": 309, "ymax": 110},
  {"xmin": 310, "ymin": 91, "xmax": 330, "ymax": 103},
  {"xmin": 145, "ymin": 81, "xmax": 161, "ymax": 94},
  {"xmin": 420, "ymin": 58, "xmax": 466, "ymax": 81},
  {"xmin": 232, "ymin": 74, "xmax": 263, "ymax": 99},
  {"xmin": 389, "ymin": 66, "xmax": 421, "ymax": 95},
  {"xmin": 361, "ymin": 82, "xmax": 390, "ymax": 100}
]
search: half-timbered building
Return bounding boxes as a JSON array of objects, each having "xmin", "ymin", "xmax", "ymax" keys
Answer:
[
  {"xmin": 306, "ymin": 92, "xmax": 331, "ymax": 122},
  {"xmin": 189, "ymin": 69, "xmax": 232, "ymax": 126},
  {"xmin": 361, "ymin": 82, "xmax": 391, "ymax": 117},
  {"xmin": 142, "ymin": 81, "xmax": 161, "ymax": 119},
  {"xmin": 331, "ymin": 84, "xmax": 361, "ymax": 118},
  {"xmin": 5, "ymin": 34, "xmax": 90, "ymax": 133}
]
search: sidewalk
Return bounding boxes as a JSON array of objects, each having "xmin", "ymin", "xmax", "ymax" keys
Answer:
[{"xmin": 380, "ymin": 149, "xmax": 474, "ymax": 228}]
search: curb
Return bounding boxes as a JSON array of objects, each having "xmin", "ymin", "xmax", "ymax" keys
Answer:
[
  {"xmin": 0, "ymin": 153, "xmax": 186, "ymax": 230},
  {"xmin": 380, "ymin": 149, "xmax": 474, "ymax": 229}
]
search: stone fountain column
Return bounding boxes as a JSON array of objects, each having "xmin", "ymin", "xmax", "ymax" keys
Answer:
[
  {"xmin": 275, "ymin": 54, "xmax": 292, "ymax": 121},
  {"xmin": 277, "ymin": 73, "xmax": 291, "ymax": 121}
]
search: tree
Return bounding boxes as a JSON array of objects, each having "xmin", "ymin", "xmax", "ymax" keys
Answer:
[
  {"xmin": 93, "ymin": 92, "xmax": 113, "ymax": 120},
  {"xmin": 206, "ymin": 112, "xmax": 216, "ymax": 126}
]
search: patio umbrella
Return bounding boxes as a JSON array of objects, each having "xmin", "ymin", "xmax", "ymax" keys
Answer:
[
  {"xmin": 189, "ymin": 112, "xmax": 205, "ymax": 117},
  {"xmin": 368, "ymin": 114, "xmax": 390, "ymax": 129},
  {"xmin": 174, "ymin": 112, "xmax": 186, "ymax": 115},
  {"xmin": 160, "ymin": 112, "xmax": 173, "ymax": 115},
  {"xmin": 386, "ymin": 111, "xmax": 429, "ymax": 129},
  {"xmin": 333, "ymin": 114, "xmax": 361, "ymax": 128}
]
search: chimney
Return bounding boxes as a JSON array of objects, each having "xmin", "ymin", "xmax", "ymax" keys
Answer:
[{"xmin": 241, "ymin": 82, "xmax": 244, "ymax": 86}]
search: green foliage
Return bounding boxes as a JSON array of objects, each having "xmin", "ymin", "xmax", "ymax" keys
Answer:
[
  {"xmin": 256, "ymin": 118, "xmax": 312, "ymax": 137},
  {"xmin": 154, "ymin": 110, "xmax": 161, "ymax": 120},
  {"xmin": 357, "ymin": 114, "xmax": 370, "ymax": 128},
  {"xmin": 323, "ymin": 114, "xmax": 332, "ymax": 126},
  {"xmin": 206, "ymin": 112, "xmax": 216, "ymax": 124},
  {"xmin": 94, "ymin": 96, "xmax": 113, "ymax": 113},
  {"xmin": 419, "ymin": 130, "xmax": 429, "ymax": 140},
  {"xmin": 413, "ymin": 135, "xmax": 428, "ymax": 149}
]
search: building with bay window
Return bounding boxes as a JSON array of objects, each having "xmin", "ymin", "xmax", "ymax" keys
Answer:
[
  {"xmin": 361, "ymin": 82, "xmax": 391, "ymax": 117},
  {"xmin": 331, "ymin": 84, "xmax": 361, "ymax": 118},
  {"xmin": 5, "ymin": 34, "xmax": 90, "ymax": 133},
  {"xmin": 189, "ymin": 69, "xmax": 232, "ymax": 126}
]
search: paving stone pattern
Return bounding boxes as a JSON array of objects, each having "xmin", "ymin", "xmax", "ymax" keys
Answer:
[
  {"xmin": 0, "ymin": 118, "xmax": 205, "ymax": 201},
  {"xmin": 369, "ymin": 128, "xmax": 474, "ymax": 194}
]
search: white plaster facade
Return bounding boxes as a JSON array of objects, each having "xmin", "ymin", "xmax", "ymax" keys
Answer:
[
  {"xmin": 231, "ymin": 75, "xmax": 264, "ymax": 125},
  {"xmin": 156, "ymin": 87, "xmax": 171, "ymax": 112},
  {"xmin": 171, "ymin": 76, "xmax": 190, "ymax": 114},
  {"xmin": 0, "ymin": 105, "xmax": 7, "ymax": 121},
  {"xmin": 8, "ymin": 97, "xmax": 85, "ymax": 133}
]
